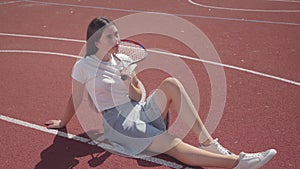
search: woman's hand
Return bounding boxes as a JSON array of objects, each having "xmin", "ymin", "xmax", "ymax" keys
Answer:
[
  {"xmin": 127, "ymin": 72, "xmax": 142, "ymax": 102},
  {"xmin": 45, "ymin": 80, "xmax": 84, "ymax": 129},
  {"xmin": 45, "ymin": 120, "xmax": 64, "ymax": 129}
]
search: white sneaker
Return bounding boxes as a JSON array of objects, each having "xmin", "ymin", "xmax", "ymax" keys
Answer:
[
  {"xmin": 233, "ymin": 149, "xmax": 277, "ymax": 169},
  {"xmin": 199, "ymin": 138, "xmax": 235, "ymax": 155}
]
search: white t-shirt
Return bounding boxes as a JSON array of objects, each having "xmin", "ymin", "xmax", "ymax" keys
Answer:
[{"xmin": 72, "ymin": 54, "xmax": 135, "ymax": 112}]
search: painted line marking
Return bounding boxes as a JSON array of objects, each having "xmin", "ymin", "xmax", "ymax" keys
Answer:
[
  {"xmin": 148, "ymin": 49, "xmax": 300, "ymax": 86},
  {"xmin": 0, "ymin": 49, "xmax": 81, "ymax": 59},
  {"xmin": 188, "ymin": 0, "xmax": 300, "ymax": 13},
  {"xmin": 0, "ymin": 32, "xmax": 299, "ymax": 86},
  {"xmin": 0, "ymin": 114, "xmax": 185, "ymax": 169},
  {"xmin": 17, "ymin": 0, "xmax": 300, "ymax": 26},
  {"xmin": 0, "ymin": 0, "xmax": 26, "ymax": 5},
  {"xmin": 0, "ymin": 32, "xmax": 85, "ymax": 43},
  {"xmin": 267, "ymin": 0, "xmax": 300, "ymax": 3}
]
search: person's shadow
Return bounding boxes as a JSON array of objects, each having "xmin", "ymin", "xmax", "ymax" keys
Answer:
[
  {"xmin": 35, "ymin": 128, "xmax": 111, "ymax": 169},
  {"xmin": 35, "ymin": 128, "xmax": 203, "ymax": 169}
]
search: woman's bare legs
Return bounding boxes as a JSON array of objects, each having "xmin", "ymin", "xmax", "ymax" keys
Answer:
[
  {"xmin": 147, "ymin": 77, "xmax": 277, "ymax": 168},
  {"xmin": 166, "ymin": 141, "xmax": 238, "ymax": 168},
  {"xmin": 146, "ymin": 77, "xmax": 240, "ymax": 167},
  {"xmin": 147, "ymin": 133, "xmax": 238, "ymax": 168},
  {"xmin": 152, "ymin": 77, "xmax": 213, "ymax": 145},
  {"xmin": 148, "ymin": 78, "xmax": 238, "ymax": 168}
]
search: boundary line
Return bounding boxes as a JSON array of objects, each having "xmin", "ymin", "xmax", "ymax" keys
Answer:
[
  {"xmin": 267, "ymin": 0, "xmax": 300, "ymax": 3},
  {"xmin": 0, "ymin": 49, "xmax": 80, "ymax": 59},
  {"xmin": 15, "ymin": 0, "xmax": 300, "ymax": 26},
  {"xmin": 148, "ymin": 49, "xmax": 300, "ymax": 86},
  {"xmin": 188, "ymin": 0, "xmax": 300, "ymax": 13},
  {"xmin": 0, "ymin": 32, "xmax": 299, "ymax": 86},
  {"xmin": 0, "ymin": 0, "xmax": 25, "ymax": 5},
  {"xmin": 0, "ymin": 32, "xmax": 85, "ymax": 43},
  {"xmin": 0, "ymin": 114, "xmax": 185, "ymax": 169}
]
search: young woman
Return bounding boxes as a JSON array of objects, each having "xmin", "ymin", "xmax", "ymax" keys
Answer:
[{"xmin": 45, "ymin": 16, "xmax": 276, "ymax": 169}]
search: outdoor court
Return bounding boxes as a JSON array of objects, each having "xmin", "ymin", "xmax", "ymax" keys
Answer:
[{"xmin": 0, "ymin": 0, "xmax": 299, "ymax": 168}]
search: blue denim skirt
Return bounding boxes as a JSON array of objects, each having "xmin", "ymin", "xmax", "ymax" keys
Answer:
[{"xmin": 101, "ymin": 93, "xmax": 167, "ymax": 157}]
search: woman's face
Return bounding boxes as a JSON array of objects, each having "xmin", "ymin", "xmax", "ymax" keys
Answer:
[{"xmin": 96, "ymin": 25, "xmax": 120, "ymax": 56}]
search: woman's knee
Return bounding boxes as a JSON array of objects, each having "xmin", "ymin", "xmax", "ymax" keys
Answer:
[
  {"xmin": 163, "ymin": 77, "xmax": 180, "ymax": 85},
  {"xmin": 160, "ymin": 77, "xmax": 182, "ymax": 91}
]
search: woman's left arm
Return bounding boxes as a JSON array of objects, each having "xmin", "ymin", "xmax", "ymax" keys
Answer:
[{"xmin": 128, "ymin": 73, "xmax": 142, "ymax": 102}]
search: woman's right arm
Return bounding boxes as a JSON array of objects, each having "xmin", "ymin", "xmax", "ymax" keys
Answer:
[{"xmin": 45, "ymin": 80, "xmax": 85, "ymax": 129}]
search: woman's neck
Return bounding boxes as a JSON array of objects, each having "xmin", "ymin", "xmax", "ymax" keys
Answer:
[{"xmin": 95, "ymin": 52, "xmax": 112, "ymax": 62}]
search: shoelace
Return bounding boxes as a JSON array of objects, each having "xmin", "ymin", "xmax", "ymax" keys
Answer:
[
  {"xmin": 240, "ymin": 152, "xmax": 265, "ymax": 160},
  {"xmin": 212, "ymin": 138, "xmax": 234, "ymax": 155}
]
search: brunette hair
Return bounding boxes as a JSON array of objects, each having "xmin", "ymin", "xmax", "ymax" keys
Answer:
[{"xmin": 85, "ymin": 16, "xmax": 114, "ymax": 57}]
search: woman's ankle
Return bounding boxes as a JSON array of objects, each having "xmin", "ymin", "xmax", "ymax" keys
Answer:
[
  {"xmin": 230, "ymin": 156, "xmax": 240, "ymax": 169},
  {"xmin": 200, "ymin": 138, "xmax": 214, "ymax": 146}
]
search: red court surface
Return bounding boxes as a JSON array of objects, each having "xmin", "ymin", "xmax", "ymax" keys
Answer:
[{"xmin": 0, "ymin": 0, "xmax": 299, "ymax": 169}]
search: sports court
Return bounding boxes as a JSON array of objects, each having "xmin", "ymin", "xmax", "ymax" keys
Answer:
[{"xmin": 0, "ymin": 0, "xmax": 299, "ymax": 168}]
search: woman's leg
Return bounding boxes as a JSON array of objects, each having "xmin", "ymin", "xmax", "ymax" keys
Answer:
[
  {"xmin": 152, "ymin": 77, "xmax": 213, "ymax": 145},
  {"xmin": 167, "ymin": 142, "xmax": 237, "ymax": 168},
  {"xmin": 147, "ymin": 133, "xmax": 238, "ymax": 168},
  {"xmin": 147, "ymin": 77, "xmax": 276, "ymax": 168}
]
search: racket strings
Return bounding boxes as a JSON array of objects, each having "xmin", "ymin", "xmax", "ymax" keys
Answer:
[{"xmin": 118, "ymin": 41, "xmax": 146, "ymax": 62}]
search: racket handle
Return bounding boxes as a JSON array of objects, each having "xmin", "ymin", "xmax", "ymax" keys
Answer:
[
  {"xmin": 121, "ymin": 75, "xmax": 128, "ymax": 81},
  {"xmin": 120, "ymin": 68, "xmax": 131, "ymax": 81}
]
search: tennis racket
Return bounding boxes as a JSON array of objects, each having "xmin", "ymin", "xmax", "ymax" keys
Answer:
[{"xmin": 113, "ymin": 39, "xmax": 147, "ymax": 80}]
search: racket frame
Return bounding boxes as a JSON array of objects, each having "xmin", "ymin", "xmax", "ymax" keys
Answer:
[{"xmin": 112, "ymin": 39, "xmax": 147, "ymax": 80}]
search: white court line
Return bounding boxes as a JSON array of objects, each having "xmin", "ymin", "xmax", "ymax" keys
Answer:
[
  {"xmin": 267, "ymin": 0, "xmax": 300, "ymax": 3},
  {"xmin": 0, "ymin": 114, "xmax": 185, "ymax": 169},
  {"xmin": 188, "ymin": 0, "xmax": 300, "ymax": 12},
  {"xmin": 0, "ymin": 0, "xmax": 25, "ymax": 5},
  {"xmin": 0, "ymin": 50, "xmax": 81, "ymax": 59},
  {"xmin": 148, "ymin": 50, "xmax": 300, "ymax": 86},
  {"xmin": 0, "ymin": 32, "xmax": 299, "ymax": 86},
  {"xmin": 17, "ymin": 0, "xmax": 300, "ymax": 26},
  {"xmin": 0, "ymin": 32, "xmax": 85, "ymax": 43}
]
